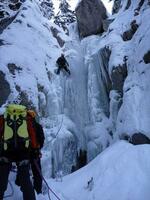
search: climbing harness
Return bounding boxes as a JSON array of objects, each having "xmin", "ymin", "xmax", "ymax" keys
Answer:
[
  {"xmin": 34, "ymin": 159, "xmax": 61, "ymax": 200},
  {"xmin": 4, "ymin": 180, "xmax": 14, "ymax": 199}
]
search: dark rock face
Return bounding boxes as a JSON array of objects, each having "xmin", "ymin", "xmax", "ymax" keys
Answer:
[
  {"xmin": 112, "ymin": 0, "xmax": 121, "ymax": 14},
  {"xmin": 0, "ymin": 10, "xmax": 9, "ymax": 19},
  {"xmin": 125, "ymin": 0, "xmax": 131, "ymax": 10},
  {"xmin": 122, "ymin": 20, "xmax": 139, "ymax": 41},
  {"xmin": 0, "ymin": 71, "xmax": 11, "ymax": 106},
  {"xmin": 130, "ymin": 133, "xmax": 150, "ymax": 145},
  {"xmin": 75, "ymin": 0, "xmax": 107, "ymax": 38},
  {"xmin": 0, "ymin": 14, "xmax": 17, "ymax": 34},
  {"xmin": 111, "ymin": 61, "xmax": 127, "ymax": 93},
  {"xmin": 15, "ymin": 85, "xmax": 35, "ymax": 110},
  {"xmin": 9, "ymin": 2, "xmax": 21, "ymax": 11},
  {"xmin": 112, "ymin": 0, "xmax": 132, "ymax": 13},
  {"xmin": 109, "ymin": 57, "xmax": 127, "ymax": 125},
  {"xmin": 121, "ymin": 133, "xmax": 150, "ymax": 145},
  {"xmin": 75, "ymin": 149, "xmax": 87, "ymax": 170},
  {"xmin": 50, "ymin": 26, "xmax": 65, "ymax": 47},
  {"xmin": 143, "ymin": 51, "xmax": 150, "ymax": 64},
  {"xmin": 0, "ymin": 39, "xmax": 4, "ymax": 46},
  {"xmin": 0, "ymin": 0, "xmax": 22, "ymax": 34},
  {"xmin": 19, "ymin": 91, "xmax": 35, "ymax": 109},
  {"xmin": 10, "ymin": 0, "xmax": 19, "ymax": 3},
  {"xmin": 103, "ymin": 19, "xmax": 114, "ymax": 32},
  {"xmin": 135, "ymin": 0, "xmax": 145, "ymax": 12},
  {"xmin": 7, "ymin": 63, "xmax": 22, "ymax": 75}
]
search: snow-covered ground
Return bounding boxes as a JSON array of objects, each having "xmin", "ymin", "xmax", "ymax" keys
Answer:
[{"xmin": 53, "ymin": 141, "xmax": 150, "ymax": 200}]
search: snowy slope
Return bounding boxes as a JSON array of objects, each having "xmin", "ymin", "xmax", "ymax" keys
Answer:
[
  {"xmin": 47, "ymin": 141, "xmax": 150, "ymax": 200},
  {"xmin": 0, "ymin": 0, "xmax": 62, "ymax": 114}
]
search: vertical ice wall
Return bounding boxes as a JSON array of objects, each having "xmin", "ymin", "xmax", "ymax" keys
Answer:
[
  {"xmin": 58, "ymin": 32, "xmax": 112, "ymax": 163},
  {"xmin": 62, "ymin": 29, "xmax": 90, "ymax": 149}
]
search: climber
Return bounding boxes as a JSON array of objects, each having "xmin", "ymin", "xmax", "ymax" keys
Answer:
[
  {"xmin": 28, "ymin": 109, "xmax": 45, "ymax": 195},
  {"xmin": 56, "ymin": 53, "xmax": 71, "ymax": 75},
  {"xmin": 15, "ymin": 109, "xmax": 45, "ymax": 195},
  {"xmin": 0, "ymin": 104, "xmax": 43, "ymax": 200}
]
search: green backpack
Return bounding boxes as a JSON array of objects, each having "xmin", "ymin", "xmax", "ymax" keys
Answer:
[{"xmin": 3, "ymin": 104, "xmax": 30, "ymax": 151}]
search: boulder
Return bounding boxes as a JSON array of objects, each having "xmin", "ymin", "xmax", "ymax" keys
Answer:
[
  {"xmin": 122, "ymin": 20, "xmax": 139, "ymax": 41},
  {"xmin": 75, "ymin": 0, "xmax": 107, "ymax": 38},
  {"xmin": 130, "ymin": 133, "xmax": 150, "ymax": 145},
  {"xmin": 112, "ymin": 0, "xmax": 121, "ymax": 14},
  {"xmin": 143, "ymin": 51, "xmax": 150, "ymax": 64}
]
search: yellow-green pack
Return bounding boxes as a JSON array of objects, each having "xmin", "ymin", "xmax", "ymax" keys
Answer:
[{"xmin": 3, "ymin": 104, "xmax": 30, "ymax": 151}]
